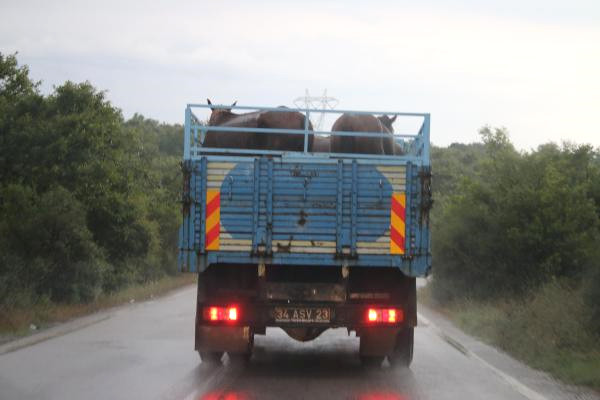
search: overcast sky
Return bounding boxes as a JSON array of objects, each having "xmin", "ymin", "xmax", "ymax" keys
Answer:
[{"xmin": 1, "ymin": 0, "xmax": 599, "ymax": 149}]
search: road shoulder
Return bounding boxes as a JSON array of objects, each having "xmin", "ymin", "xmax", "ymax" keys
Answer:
[
  {"xmin": 0, "ymin": 279, "xmax": 197, "ymax": 355},
  {"xmin": 418, "ymin": 303, "xmax": 600, "ymax": 400}
]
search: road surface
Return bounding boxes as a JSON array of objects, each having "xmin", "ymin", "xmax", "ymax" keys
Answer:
[{"xmin": 0, "ymin": 285, "xmax": 597, "ymax": 400}]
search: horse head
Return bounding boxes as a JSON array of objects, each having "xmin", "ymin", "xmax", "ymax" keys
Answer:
[
  {"xmin": 378, "ymin": 115, "xmax": 397, "ymax": 155},
  {"xmin": 207, "ymin": 99, "xmax": 237, "ymax": 126},
  {"xmin": 377, "ymin": 115, "xmax": 397, "ymax": 133}
]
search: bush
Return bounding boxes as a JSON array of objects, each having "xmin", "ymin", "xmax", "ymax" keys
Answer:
[
  {"xmin": 0, "ymin": 53, "xmax": 182, "ymax": 308},
  {"xmin": 583, "ymin": 259, "xmax": 600, "ymax": 335},
  {"xmin": 0, "ymin": 184, "xmax": 107, "ymax": 302},
  {"xmin": 493, "ymin": 281, "xmax": 595, "ymax": 355},
  {"xmin": 432, "ymin": 129, "xmax": 600, "ymax": 303},
  {"xmin": 447, "ymin": 280, "xmax": 600, "ymax": 388}
]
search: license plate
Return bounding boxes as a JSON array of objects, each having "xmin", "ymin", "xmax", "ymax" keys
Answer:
[{"xmin": 273, "ymin": 307, "xmax": 332, "ymax": 323}]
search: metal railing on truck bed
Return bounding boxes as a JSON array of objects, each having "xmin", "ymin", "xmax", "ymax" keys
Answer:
[{"xmin": 178, "ymin": 104, "xmax": 432, "ymax": 277}]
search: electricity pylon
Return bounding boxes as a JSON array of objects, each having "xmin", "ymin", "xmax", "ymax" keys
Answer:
[{"xmin": 293, "ymin": 89, "xmax": 339, "ymax": 131}]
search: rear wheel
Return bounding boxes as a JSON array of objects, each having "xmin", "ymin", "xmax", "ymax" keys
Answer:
[
  {"xmin": 228, "ymin": 352, "xmax": 251, "ymax": 365},
  {"xmin": 388, "ymin": 327, "xmax": 414, "ymax": 368},
  {"xmin": 360, "ymin": 355, "xmax": 384, "ymax": 368},
  {"xmin": 199, "ymin": 351, "xmax": 224, "ymax": 365}
]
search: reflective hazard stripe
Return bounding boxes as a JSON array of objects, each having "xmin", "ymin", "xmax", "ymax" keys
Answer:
[
  {"xmin": 390, "ymin": 192, "xmax": 406, "ymax": 255},
  {"xmin": 205, "ymin": 189, "xmax": 220, "ymax": 250}
]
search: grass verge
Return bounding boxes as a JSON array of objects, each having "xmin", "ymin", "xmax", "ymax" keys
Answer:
[
  {"xmin": 419, "ymin": 281, "xmax": 600, "ymax": 390},
  {"xmin": 0, "ymin": 273, "xmax": 197, "ymax": 341}
]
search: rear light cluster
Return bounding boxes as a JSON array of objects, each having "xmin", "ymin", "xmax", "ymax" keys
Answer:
[
  {"xmin": 367, "ymin": 308, "xmax": 403, "ymax": 324},
  {"xmin": 203, "ymin": 306, "xmax": 239, "ymax": 322}
]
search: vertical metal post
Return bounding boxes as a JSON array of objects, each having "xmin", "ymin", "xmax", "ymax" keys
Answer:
[
  {"xmin": 199, "ymin": 157, "xmax": 207, "ymax": 253},
  {"xmin": 350, "ymin": 161, "xmax": 358, "ymax": 257},
  {"xmin": 184, "ymin": 106, "xmax": 192, "ymax": 159},
  {"xmin": 266, "ymin": 159, "xmax": 274, "ymax": 255},
  {"xmin": 303, "ymin": 109, "xmax": 310, "ymax": 153},
  {"xmin": 422, "ymin": 114, "xmax": 431, "ymax": 167},
  {"xmin": 179, "ymin": 159, "xmax": 190, "ymax": 272},
  {"xmin": 413, "ymin": 165, "xmax": 420, "ymax": 259},
  {"xmin": 336, "ymin": 160, "xmax": 343, "ymax": 255},
  {"xmin": 252, "ymin": 158, "xmax": 260, "ymax": 254},
  {"xmin": 409, "ymin": 162, "xmax": 420, "ymax": 258},
  {"xmin": 188, "ymin": 164, "xmax": 201, "ymax": 272},
  {"xmin": 404, "ymin": 162, "xmax": 412, "ymax": 259}
]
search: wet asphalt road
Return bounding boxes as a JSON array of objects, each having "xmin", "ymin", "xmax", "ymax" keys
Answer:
[{"xmin": 1, "ymin": 285, "xmax": 598, "ymax": 400}]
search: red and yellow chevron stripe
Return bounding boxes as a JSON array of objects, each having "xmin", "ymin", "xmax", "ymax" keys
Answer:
[
  {"xmin": 205, "ymin": 189, "xmax": 220, "ymax": 250},
  {"xmin": 390, "ymin": 192, "xmax": 406, "ymax": 255}
]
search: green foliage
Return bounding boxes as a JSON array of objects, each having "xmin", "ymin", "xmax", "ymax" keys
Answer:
[
  {"xmin": 431, "ymin": 141, "xmax": 485, "ymax": 202},
  {"xmin": 583, "ymin": 256, "xmax": 600, "ymax": 334},
  {"xmin": 430, "ymin": 126, "xmax": 600, "ymax": 346},
  {"xmin": 430, "ymin": 141, "xmax": 487, "ymax": 245},
  {"xmin": 0, "ymin": 52, "xmax": 182, "ymax": 305},
  {"xmin": 432, "ymin": 128, "xmax": 600, "ymax": 302},
  {"xmin": 0, "ymin": 52, "xmax": 38, "ymax": 98},
  {"xmin": 124, "ymin": 113, "xmax": 183, "ymax": 157},
  {"xmin": 0, "ymin": 185, "xmax": 106, "ymax": 303}
]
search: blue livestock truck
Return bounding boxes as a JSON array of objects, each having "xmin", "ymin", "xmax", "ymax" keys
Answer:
[{"xmin": 179, "ymin": 103, "xmax": 432, "ymax": 367}]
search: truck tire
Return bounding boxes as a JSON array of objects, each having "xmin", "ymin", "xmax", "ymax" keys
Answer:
[
  {"xmin": 388, "ymin": 327, "xmax": 414, "ymax": 368},
  {"xmin": 360, "ymin": 355, "xmax": 384, "ymax": 368},
  {"xmin": 199, "ymin": 351, "xmax": 224, "ymax": 365},
  {"xmin": 228, "ymin": 352, "xmax": 251, "ymax": 365},
  {"xmin": 227, "ymin": 330, "xmax": 254, "ymax": 365}
]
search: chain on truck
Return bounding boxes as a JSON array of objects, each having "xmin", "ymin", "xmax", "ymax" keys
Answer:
[{"xmin": 178, "ymin": 102, "xmax": 432, "ymax": 367}]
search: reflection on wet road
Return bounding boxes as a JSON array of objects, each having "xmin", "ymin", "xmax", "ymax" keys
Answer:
[{"xmin": 184, "ymin": 328, "xmax": 420, "ymax": 400}]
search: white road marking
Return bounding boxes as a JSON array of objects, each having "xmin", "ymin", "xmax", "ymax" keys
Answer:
[{"xmin": 417, "ymin": 312, "xmax": 549, "ymax": 400}]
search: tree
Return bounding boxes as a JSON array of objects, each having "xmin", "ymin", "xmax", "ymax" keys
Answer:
[
  {"xmin": 0, "ymin": 53, "xmax": 182, "ymax": 304},
  {"xmin": 0, "ymin": 185, "xmax": 106, "ymax": 302},
  {"xmin": 431, "ymin": 129, "xmax": 600, "ymax": 302}
]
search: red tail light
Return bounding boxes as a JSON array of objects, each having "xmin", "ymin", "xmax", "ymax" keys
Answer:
[
  {"xmin": 388, "ymin": 309, "xmax": 397, "ymax": 323},
  {"xmin": 368, "ymin": 308, "xmax": 378, "ymax": 322},
  {"xmin": 366, "ymin": 308, "xmax": 403, "ymax": 324},
  {"xmin": 204, "ymin": 306, "xmax": 239, "ymax": 322}
]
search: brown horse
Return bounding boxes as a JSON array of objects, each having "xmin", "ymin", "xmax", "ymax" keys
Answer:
[
  {"xmin": 203, "ymin": 100, "xmax": 258, "ymax": 149},
  {"xmin": 330, "ymin": 114, "xmax": 397, "ymax": 155},
  {"xmin": 311, "ymin": 135, "xmax": 331, "ymax": 152},
  {"xmin": 203, "ymin": 100, "xmax": 313, "ymax": 151},
  {"xmin": 258, "ymin": 106, "xmax": 314, "ymax": 152}
]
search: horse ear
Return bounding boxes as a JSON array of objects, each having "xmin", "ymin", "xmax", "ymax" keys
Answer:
[
  {"xmin": 207, "ymin": 98, "xmax": 214, "ymax": 111},
  {"xmin": 231, "ymin": 100, "xmax": 237, "ymax": 107},
  {"xmin": 390, "ymin": 115, "xmax": 397, "ymax": 123}
]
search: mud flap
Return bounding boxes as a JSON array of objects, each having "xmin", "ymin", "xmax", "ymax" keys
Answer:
[
  {"xmin": 357, "ymin": 327, "xmax": 400, "ymax": 356},
  {"xmin": 196, "ymin": 326, "xmax": 253, "ymax": 354}
]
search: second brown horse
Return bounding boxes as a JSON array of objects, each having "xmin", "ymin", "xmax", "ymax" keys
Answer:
[{"xmin": 330, "ymin": 114, "xmax": 397, "ymax": 155}]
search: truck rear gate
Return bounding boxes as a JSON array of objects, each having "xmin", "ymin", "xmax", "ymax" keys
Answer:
[{"xmin": 178, "ymin": 103, "xmax": 431, "ymax": 367}]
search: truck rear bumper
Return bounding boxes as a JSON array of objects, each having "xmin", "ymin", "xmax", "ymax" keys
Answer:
[
  {"xmin": 196, "ymin": 301, "xmax": 415, "ymax": 329},
  {"xmin": 195, "ymin": 302, "xmax": 407, "ymax": 356}
]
